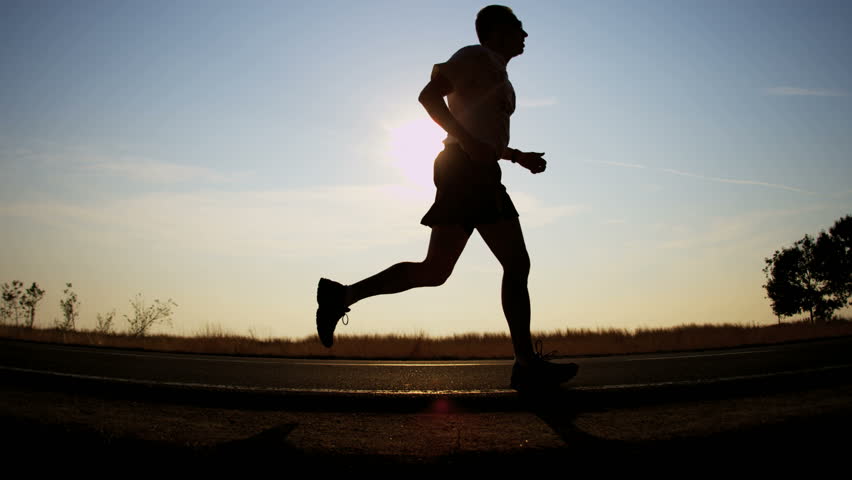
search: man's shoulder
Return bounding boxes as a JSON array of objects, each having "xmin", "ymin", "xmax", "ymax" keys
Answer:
[
  {"xmin": 450, "ymin": 44, "xmax": 490, "ymax": 59},
  {"xmin": 447, "ymin": 44, "xmax": 505, "ymax": 70}
]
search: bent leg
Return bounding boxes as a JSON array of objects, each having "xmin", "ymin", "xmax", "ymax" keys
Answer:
[
  {"xmin": 475, "ymin": 218, "xmax": 535, "ymax": 364},
  {"xmin": 345, "ymin": 224, "xmax": 471, "ymax": 307}
]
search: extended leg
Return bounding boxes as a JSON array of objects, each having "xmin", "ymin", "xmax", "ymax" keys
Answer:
[
  {"xmin": 477, "ymin": 218, "xmax": 579, "ymax": 389},
  {"xmin": 475, "ymin": 218, "xmax": 535, "ymax": 364},
  {"xmin": 345, "ymin": 224, "xmax": 471, "ymax": 307}
]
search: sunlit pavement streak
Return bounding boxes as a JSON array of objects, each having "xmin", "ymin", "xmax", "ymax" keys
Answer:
[
  {"xmin": 2, "ymin": 363, "xmax": 851, "ymax": 396},
  {"xmin": 1, "ymin": 336, "xmax": 852, "ymax": 403}
]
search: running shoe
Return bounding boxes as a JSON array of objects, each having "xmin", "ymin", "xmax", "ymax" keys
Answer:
[
  {"xmin": 316, "ymin": 278, "xmax": 349, "ymax": 348},
  {"xmin": 510, "ymin": 341, "xmax": 579, "ymax": 391}
]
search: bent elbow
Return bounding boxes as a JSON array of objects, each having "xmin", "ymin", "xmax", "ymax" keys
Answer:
[
  {"xmin": 418, "ymin": 86, "xmax": 431, "ymax": 106},
  {"xmin": 420, "ymin": 72, "xmax": 452, "ymax": 106}
]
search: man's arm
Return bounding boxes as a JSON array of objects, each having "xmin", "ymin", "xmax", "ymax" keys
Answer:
[
  {"xmin": 419, "ymin": 72, "xmax": 546, "ymax": 173},
  {"xmin": 501, "ymin": 147, "xmax": 520, "ymax": 161},
  {"xmin": 501, "ymin": 146, "xmax": 547, "ymax": 174},
  {"xmin": 418, "ymin": 73, "xmax": 496, "ymax": 163}
]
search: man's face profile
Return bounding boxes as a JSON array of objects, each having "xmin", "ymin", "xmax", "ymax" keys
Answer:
[{"xmin": 491, "ymin": 17, "xmax": 528, "ymax": 59}]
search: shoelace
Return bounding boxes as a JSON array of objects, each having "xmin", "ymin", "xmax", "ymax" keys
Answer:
[{"xmin": 534, "ymin": 339, "xmax": 558, "ymax": 361}]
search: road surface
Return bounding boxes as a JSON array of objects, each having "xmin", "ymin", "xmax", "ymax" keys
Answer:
[
  {"xmin": 2, "ymin": 336, "xmax": 852, "ymax": 468},
  {"xmin": 2, "ymin": 336, "xmax": 851, "ymax": 395}
]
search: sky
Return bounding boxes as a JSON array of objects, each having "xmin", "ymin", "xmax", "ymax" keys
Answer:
[{"xmin": 1, "ymin": 0, "xmax": 851, "ymax": 339}]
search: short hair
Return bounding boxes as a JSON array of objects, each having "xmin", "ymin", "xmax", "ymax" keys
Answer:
[{"xmin": 475, "ymin": 5, "xmax": 519, "ymax": 43}]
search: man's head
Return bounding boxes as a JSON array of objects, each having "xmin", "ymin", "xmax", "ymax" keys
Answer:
[{"xmin": 475, "ymin": 5, "xmax": 527, "ymax": 59}]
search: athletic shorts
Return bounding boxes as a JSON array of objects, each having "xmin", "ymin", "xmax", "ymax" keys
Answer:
[{"xmin": 420, "ymin": 143, "xmax": 519, "ymax": 234}]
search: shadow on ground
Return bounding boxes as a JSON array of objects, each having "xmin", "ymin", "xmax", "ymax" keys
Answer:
[{"xmin": 3, "ymin": 367, "xmax": 852, "ymax": 469}]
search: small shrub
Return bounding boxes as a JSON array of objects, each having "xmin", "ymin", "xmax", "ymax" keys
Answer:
[
  {"xmin": 55, "ymin": 283, "xmax": 79, "ymax": 331},
  {"xmin": 95, "ymin": 309, "xmax": 116, "ymax": 334},
  {"xmin": 124, "ymin": 293, "xmax": 177, "ymax": 337}
]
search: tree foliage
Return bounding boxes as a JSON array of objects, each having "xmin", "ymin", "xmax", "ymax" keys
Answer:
[
  {"xmin": 20, "ymin": 282, "xmax": 45, "ymax": 328},
  {"xmin": 1, "ymin": 280, "xmax": 24, "ymax": 325},
  {"xmin": 764, "ymin": 215, "xmax": 852, "ymax": 322}
]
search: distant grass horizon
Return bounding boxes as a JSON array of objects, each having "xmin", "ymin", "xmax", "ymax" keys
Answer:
[{"xmin": 2, "ymin": 318, "xmax": 852, "ymax": 360}]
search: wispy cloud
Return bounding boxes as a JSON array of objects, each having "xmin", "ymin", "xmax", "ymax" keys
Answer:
[
  {"xmin": 0, "ymin": 186, "xmax": 426, "ymax": 258},
  {"xmin": 511, "ymin": 191, "xmax": 583, "ymax": 227},
  {"xmin": 0, "ymin": 184, "xmax": 579, "ymax": 258},
  {"xmin": 80, "ymin": 159, "xmax": 243, "ymax": 184},
  {"xmin": 582, "ymin": 159, "xmax": 647, "ymax": 169},
  {"xmin": 583, "ymin": 158, "xmax": 809, "ymax": 194},
  {"xmin": 765, "ymin": 87, "xmax": 849, "ymax": 97},
  {"xmin": 1, "ymin": 144, "xmax": 252, "ymax": 185},
  {"xmin": 653, "ymin": 206, "xmax": 829, "ymax": 252},
  {"xmin": 660, "ymin": 168, "xmax": 812, "ymax": 194},
  {"xmin": 517, "ymin": 97, "xmax": 558, "ymax": 108}
]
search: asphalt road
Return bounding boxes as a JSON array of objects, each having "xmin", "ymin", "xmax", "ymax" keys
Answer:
[
  {"xmin": 3, "ymin": 336, "xmax": 852, "ymax": 467},
  {"xmin": 2, "ymin": 336, "xmax": 851, "ymax": 395}
]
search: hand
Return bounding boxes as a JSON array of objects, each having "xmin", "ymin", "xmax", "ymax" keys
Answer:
[{"xmin": 516, "ymin": 151, "xmax": 547, "ymax": 174}]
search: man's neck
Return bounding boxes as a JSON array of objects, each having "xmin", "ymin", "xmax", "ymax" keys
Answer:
[{"xmin": 481, "ymin": 42, "xmax": 510, "ymax": 67}]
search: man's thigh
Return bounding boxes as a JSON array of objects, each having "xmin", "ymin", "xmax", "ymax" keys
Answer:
[{"xmin": 424, "ymin": 223, "xmax": 472, "ymax": 269}]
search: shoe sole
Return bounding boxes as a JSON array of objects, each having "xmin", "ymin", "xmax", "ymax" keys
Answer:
[
  {"xmin": 316, "ymin": 279, "xmax": 334, "ymax": 347},
  {"xmin": 510, "ymin": 363, "xmax": 579, "ymax": 391}
]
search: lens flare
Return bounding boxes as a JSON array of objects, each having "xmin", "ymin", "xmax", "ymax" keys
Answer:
[{"xmin": 387, "ymin": 117, "xmax": 445, "ymax": 188}]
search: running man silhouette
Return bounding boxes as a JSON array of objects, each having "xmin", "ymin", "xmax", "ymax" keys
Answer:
[{"xmin": 316, "ymin": 5, "xmax": 578, "ymax": 390}]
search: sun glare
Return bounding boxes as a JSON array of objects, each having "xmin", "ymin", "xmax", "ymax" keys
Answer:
[{"xmin": 387, "ymin": 117, "xmax": 446, "ymax": 188}]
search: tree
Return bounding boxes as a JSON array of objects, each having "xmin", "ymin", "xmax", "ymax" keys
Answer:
[
  {"xmin": 55, "ymin": 283, "xmax": 79, "ymax": 331},
  {"xmin": 825, "ymin": 215, "xmax": 852, "ymax": 304},
  {"xmin": 1, "ymin": 281, "xmax": 24, "ymax": 325},
  {"xmin": 764, "ymin": 215, "xmax": 852, "ymax": 322},
  {"xmin": 124, "ymin": 293, "xmax": 177, "ymax": 337},
  {"xmin": 20, "ymin": 282, "xmax": 45, "ymax": 328}
]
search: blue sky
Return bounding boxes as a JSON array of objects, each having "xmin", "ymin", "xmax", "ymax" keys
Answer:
[{"xmin": 1, "ymin": 0, "xmax": 850, "ymax": 338}]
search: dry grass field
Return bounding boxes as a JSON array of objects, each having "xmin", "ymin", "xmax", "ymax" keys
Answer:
[{"xmin": 2, "ymin": 318, "xmax": 851, "ymax": 359}]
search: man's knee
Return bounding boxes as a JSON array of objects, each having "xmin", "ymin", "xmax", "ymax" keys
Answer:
[
  {"xmin": 419, "ymin": 260, "xmax": 455, "ymax": 287},
  {"xmin": 504, "ymin": 253, "xmax": 530, "ymax": 280}
]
